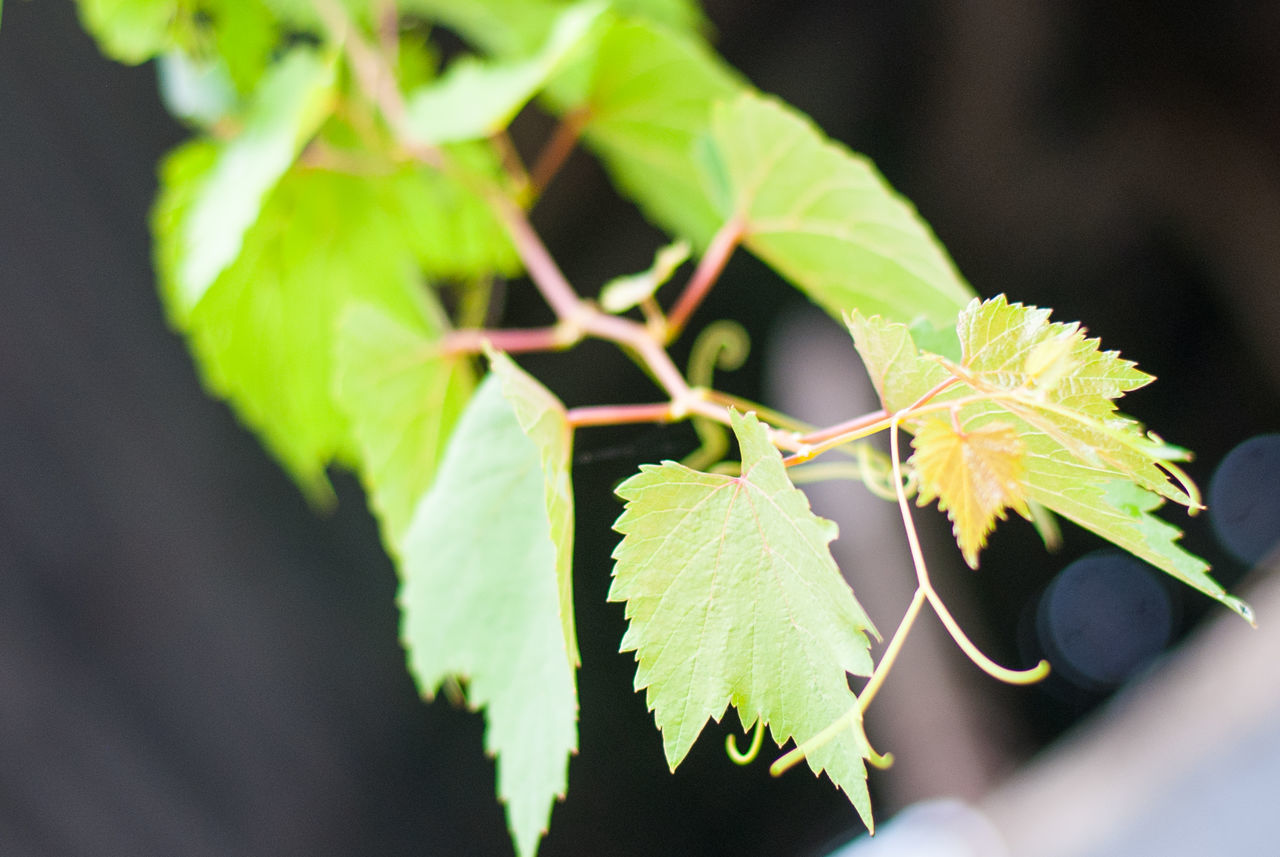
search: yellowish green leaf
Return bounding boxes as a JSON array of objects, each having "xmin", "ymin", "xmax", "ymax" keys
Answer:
[{"xmin": 911, "ymin": 418, "xmax": 1030, "ymax": 568}]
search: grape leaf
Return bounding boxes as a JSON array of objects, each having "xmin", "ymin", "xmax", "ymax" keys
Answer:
[
  {"xmin": 75, "ymin": 0, "xmax": 175, "ymax": 64},
  {"xmin": 387, "ymin": 144, "xmax": 522, "ymax": 280},
  {"xmin": 849, "ymin": 297, "xmax": 1252, "ymax": 620},
  {"xmin": 200, "ymin": 0, "xmax": 281, "ymax": 95},
  {"xmin": 488, "ymin": 349, "xmax": 579, "ymax": 666},
  {"xmin": 153, "ymin": 160, "xmax": 432, "ymax": 502},
  {"xmin": 400, "ymin": 367, "xmax": 578, "ymax": 857},
  {"xmin": 157, "ymin": 50, "xmax": 239, "ymax": 127},
  {"xmin": 399, "ymin": 0, "xmax": 566, "ymax": 57},
  {"xmin": 170, "ymin": 46, "xmax": 336, "ymax": 315},
  {"xmin": 403, "ymin": 1, "xmax": 604, "ymax": 145},
  {"xmin": 911, "ymin": 418, "xmax": 1029, "ymax": 568},
  {"xmin": 610, "ymin": 410, "xmax": 877, "ymax": 825},
  {"xmin": 333, "ymin": 302, "xmax": 474, "ymax": 553},
  {"xmin": 569, "ymin": 18, "xmax": 745, "ymax": 247},
  {"xmin": 703, "ymin": 93, "xmax": 974, "ymax": 328},
  {"xmin": 400, "ymin": 0, "xmax": 706, "ymax": 58}
]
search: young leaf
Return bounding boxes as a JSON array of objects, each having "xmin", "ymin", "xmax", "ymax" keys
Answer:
[
  {"xmin": 75, "ymin": 0, "xmax": 175, "ymax": 64},
  {"xmin": 610, "ymin": 410, "xmax": 877, "ymax": 825},
  {"xmin": 849, "ymin": 298, "xmax": 1251, "ymax": 620},
  {"xmin": 567, "ymin": 18, "xmax": 745, "ymax": 247},
  {"xmin": 401, "ymin": 369, "xmax": 578, "ymax": 857},
  {"xmin": 171, "ymin": 47, "xmax": 336, "ymax": 315},
  {"xmin": 598, "ymin": 239, "xmax": 690, "ymax": 313},
  {"xmin": 404, "ymin": 1, "xmax": 604, "ymax": 145},
  {"xmin": 333, "ymin": 302, "xmax": 475, "ymax": 553},
  {"xmin": 911, "ymin": 418, "xmax": 1030, "ymax": 568},
  {"xmin": 703, "ymin": 93, "xmax": 974, "ymax": 328},
  {"xmin": 153, "ymin": 162, "xmax": 433, "ymax": 502}
]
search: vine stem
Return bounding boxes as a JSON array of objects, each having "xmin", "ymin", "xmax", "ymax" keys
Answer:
[
  {"xmin": 771, "ymin": 418, "xmax": 1049, "ymax": 780},
  {"xmin": 665, "ymin": 217, "xmax": 745, "ymax": 341},
  {"xmin": 566, "ymin": 402, "xmax": 675, "ymax": 428},
  {"xmin": 316, "ymin": 0, "xmax": 901, "ymax": 459},
  {"xmin": 888, "ymin": 420, "xmax": 1049, "ymax": 685},
  {"xmin": 442, "ymin": 325, "xmax": 579, "ymax": 356},
  {"xmin": 531, "ymin": 108, "xmax": 589, "ymax": 195}
]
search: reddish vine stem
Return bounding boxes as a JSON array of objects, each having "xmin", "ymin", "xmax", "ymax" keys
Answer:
[
  {"xmin": 566, "ymin": 402, "xmax": 675, "ymax": 428},
  {"xmin": 665, "ymin": 217, "xmax": 745, "ymax": 341},
  {"xmin": 442, "ymin": 325, "xmax": 579, "ymax": 356},
  {"xmin": 796, "ymin": 409, "xmax": 889, "ymax": 446},
  {"xmin": 531, "ymin": 108, "xmax": 590, "ymax": 195},
  {"xmin": 318, "ymin": 1, "xmax": 877, "ymax": 459}
]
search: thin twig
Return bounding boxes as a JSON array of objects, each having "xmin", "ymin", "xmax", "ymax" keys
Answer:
[
  {"xmin": 666, "ymin": 217, "xmax": 745, "ymax": 341},
  {"xmin": 442, "ymin": 325, "xmax": 580, "ymax": 356},
  {"xmin": 531, "ymin": 108, "xmax": 590, "ymax": 195}
]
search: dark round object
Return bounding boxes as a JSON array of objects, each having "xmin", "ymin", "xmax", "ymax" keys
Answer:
[
  {"xmin": 1208, "ymin": 434, "xmax": 1280, "ymax": 566},
  {"xmin": 1036, "ymin": 552, "xmax": 1175, "ymax": 690}
]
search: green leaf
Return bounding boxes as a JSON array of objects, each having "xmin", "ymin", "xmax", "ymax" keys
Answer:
[
  {"xmin": 610, "ymin": 410, "xmax": 877, "ymax": 825},
  {"xmin": 704, "ymin": 93, "xmax": 974, "ymax": 328},
  {"xmin": 388, "ymin": 144, "xmax": 523, "ymax": 280},
  {"xmin": 399, "ymin": 0, "xmax": 565, "ymax": 57},
  {"xmin": 404, "ymin": 1, "xmax": 605, "ymax": 145},
  {"xmin": 333, "ymin": 302, "xmax": 475, "ymax": 553},
  {"xmin": 849, "ymin": 298, "xmax": 1250, "ymax": 620},
  {"xmin": 157, "ymin": 50, "xmax": 239, "ymax": 127},
  {"xmin": 400, "ymin": 0, "xmax": 707, "ymax": 58},
  {"xmin": 75, "ymin": 0, "xmax": 176, "ymax": 64},
  {"xmin": 255, "ymin": 0, "xmax": 373, "ymax": 31},
  {"xmin": 171, "ymin": 46, "xmax": 337, "ymax": 315},
  {"xmin": 847, "ymin": 311, "xmax": 950, "ymax": 413},
  {"xmin": 488, "ymin": 350, "xmax": 580, "ymax": 665},
  {"xmin": 401, "ymin": 369, "xmax": 578, "ymax": 857},
  {"xmin": 153, "ymin": 162, "xmax": 432, "ymax": 502},
  {"xmin": 570, "ymin": 18, "xmax": 745, "ymax": 247},
  {"xmin": 201, "ymin": 0, "xmax": 280, "ymax": 94},
  {"xmin": 598, "ymin": 239, "xmax": 689, "ymax": 313}
]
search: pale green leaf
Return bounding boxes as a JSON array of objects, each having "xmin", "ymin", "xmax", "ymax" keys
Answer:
[
  {"xmin": 571, "ymin": 18, "xmax": 745, "ymax": 248},
  {"xmin": 488, "ymin": 350, "xmax": 579, "ymax": 666},
  {"xmin": 172, "ymin": 47, "xmax": 336, "ymax": 315},
  {"xmin": 846, "ymin": 311, "xmax": 950, "ymax": 413},
  {"xmin": 610, "ymin": 410, "xmax": 877, "ymax": 825},
  {"xmin": 404, "ymin": 1, "xmax": 604, "ymax": 145},
  {"xmin": 599, "ymin": 239, "xmax": 690, "ymax": 313},
  {"xmin": 333, "ymin": 302, "xmax": 474, "ymax": 553},
  {"xmin": 705, "ymin": 93, "xmax": 974, "ymax": 328},
  {"xmin": 75, "ymin": 0, "xmax": 175, "ymax": 64},
  {"xmin": 153, "ymin": 162, "xmax": 432, "ymax": 502},
  {"xmin": 157, "ymin": 50, "xmax": 239, "ymax": 127},
  {"xmin": 401, "ymin": 372, "xmax": 578, "ymax": 857}
]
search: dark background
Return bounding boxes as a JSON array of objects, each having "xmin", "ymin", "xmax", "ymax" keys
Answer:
[{"xmin": 2, "ymin": 2, "xmax": 1279, "ymax": 855}]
